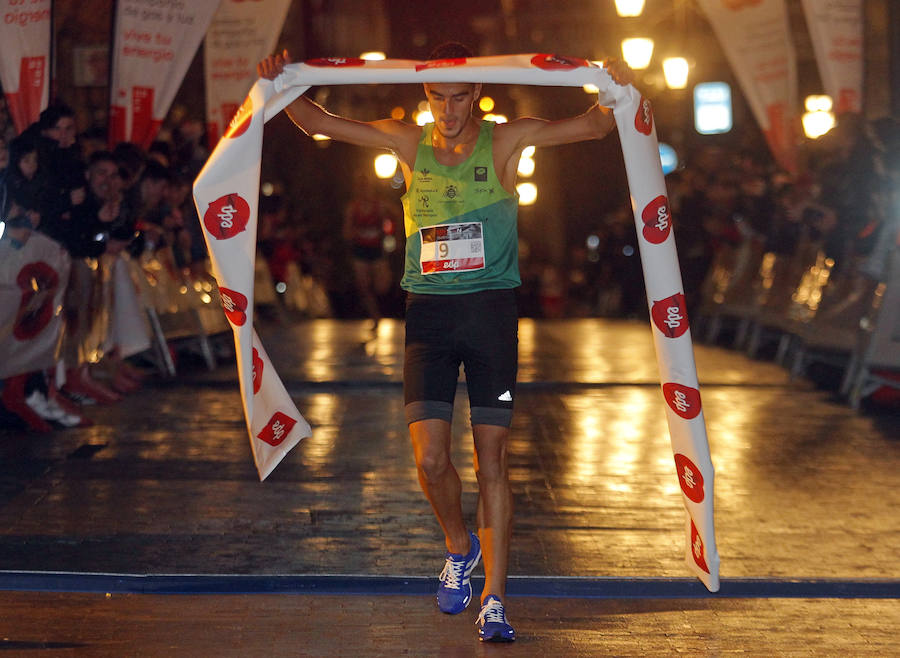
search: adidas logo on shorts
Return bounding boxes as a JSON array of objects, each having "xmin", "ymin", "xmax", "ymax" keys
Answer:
[{"xmin": 497, "ymin": 390, "xmax": 512, "ymax": 402}]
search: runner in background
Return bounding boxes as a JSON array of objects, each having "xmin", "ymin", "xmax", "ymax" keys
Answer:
[{"xmin": 343, "ymin": 172, "xmax": 393, "ymax": 329}]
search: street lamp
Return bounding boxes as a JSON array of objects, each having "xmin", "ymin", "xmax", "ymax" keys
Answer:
[
  {"xmin": 802, "ymin": 95, "xmax": 836, "ymax": 139},
  {"xmin": 615, "ymin": 0, "xmax": 645, "ymax": 17},
  {"xmin": 663, "ymin": 57, "xmax": 689, "ymax": 89},
  {"xmin": 516, "ymin": 182, "xmax": 538, "ymax": 205},
  {"xmin": 621, "ymin": 38, "xmax": 654, "ymax": 70},
  {"xmin": 374, "ymin": 153, "xmax": 398, "ymax": 178}
]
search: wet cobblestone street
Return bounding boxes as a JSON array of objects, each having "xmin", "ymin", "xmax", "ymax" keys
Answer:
[{"xmin": 2, "ymin": 318, "xmax": 898, "ymax": 655}]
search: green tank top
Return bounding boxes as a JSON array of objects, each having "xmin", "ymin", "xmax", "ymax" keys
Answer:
[{"xmin": 400, "ymin": 121, "xmax": 520, "ymax": 294}]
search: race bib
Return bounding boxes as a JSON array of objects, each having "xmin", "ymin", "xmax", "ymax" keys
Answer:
[{"xmin": 420, "ymin": 222, "xmax": 485, "ymax": 274}]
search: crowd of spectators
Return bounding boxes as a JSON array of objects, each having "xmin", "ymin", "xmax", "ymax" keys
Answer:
[
  {"xmin": 0, "ymin": 100, "xmax": 215, "ymax": 431},
  {"xmin": 548, "ymin": 115, "xmax": 900, "ymax": 323}
]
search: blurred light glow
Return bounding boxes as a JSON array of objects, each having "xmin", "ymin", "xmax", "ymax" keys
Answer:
[
  {"xmin": 586, "ymin": 234, "xmax": 600, "ymax": 249},
  {"xmin": 615, "ymin": 0, "xmax": 645, "ymax": 17},
  {"xmin": 805, "ymin": 94, "xmax": 833, "ymax": 112},
  {"xmin": 517, "ymin": 155, "xmax": 535, "ymax": 177},
  {"xmin": 659, "ymin": 142, "xmax": 678, "ymax": 174},
  {"xmin": 275, "ymin": 282, "xmax": 287, "ymax": 294},
  {"xmin": 694, "ymin": 82, "xmax": 732, "ymax": 135},
  {"xmin": 390, "ymin": 106, "xmax": 405, "ymax": 120},
  {"xmin": 583, "ymin": 83, "xmax": 600, "ymax": 94},
  {"xmin": 663, "ymin": 57, "xmax": 689, "ymax": 89},
  {"xmin": 360, "ymin": 51, "xmax": 386, "ymax": 61},
  {"xmin": 479, "ymin": 96, "xmax": 495, "ymax": 112},
  {"xmin": 414, "ymin": 110, "xmax": 433, "ymax": 126},
  {"xmin": 312, "ymin": 133, "xmax": 331, "ymax": 141},
  {"xmin": 517, "ymin": 182, "xmax": 538, "ymax": 205},
  {"xmin": 261, "ymin": 182, "xmax": 274, "ymax": 196},
  {"xmin": 621, "ymin": 38, "xmax": 654, "ymax": 70},
  {"xmin": 802, "ymin": 110, "xmax": 836, "ymax": 139},
  {"xmin": 483, "ymin": 113, "xmax": 508, "ymax": 123},
  {"xmin": 374, "ymin": 153, "xmax": 398, "ymax": 179},
  {"xmin": 522, "ymin": 145, "xmax": 535, "ymax": 158}
]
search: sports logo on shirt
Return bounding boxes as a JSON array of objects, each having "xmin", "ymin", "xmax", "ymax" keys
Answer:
[
  {"xmin": 674, "ymin": 453, "xmax": 705, "ymax": 503},
  {"xmin": 651, "ymin": 293, "xmax": 689, "ymax": 338},
  {"xmin": 257, "ymin": 411, "xmax": 297, "ymax": 446},
  {"xmin": 641, "ymin": 195, "xmax": 672, "ymax": 244},
  {"xmin": 219, "ymin": 287, "xmax": 248, "ymax": 326},
  {"xmin": 203, "ymin": 193, "xmax": 251, "ymax": 240},
  {"xmin": 635, "ymin": 96, "xmax": 653, "ymax": 135},
  {"xmin": 474, "ymin": 166, "xmax": 488, "ymax": 182}
]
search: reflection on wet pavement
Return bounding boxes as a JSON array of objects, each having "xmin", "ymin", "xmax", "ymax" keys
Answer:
[{"xmin": 1, "ymin": 319, "xmax": 897, "ymax": 582}]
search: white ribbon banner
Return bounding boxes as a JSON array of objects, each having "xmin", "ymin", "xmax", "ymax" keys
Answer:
[
  {"xmin": 801, "ymin": 0, "xmax": 863, "ymax": 114},
  {"xmin": 0, "ymin": 0, "xmax": 51, "ymax": 135},
  {"xmin": 192, "ymin": 53, "xmax": 720, "ymax": 591},
  {"xmin": 697, "ymin": 0, "xmax": 799, "ymax": 173},
  {"xmin": 203, "ymin": 0, "xmax": 291, "ymax": 148},
  {"xmin": 109, "ymin": 0, "xmax": 221, "ymax": 148}
]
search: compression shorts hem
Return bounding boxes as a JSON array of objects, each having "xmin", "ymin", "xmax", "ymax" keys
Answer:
[
  {"xmin": 470, "ymin": 406, "xmax": 513, "ymax": 428},
  {"xmin": 405, "ymin": 400, "xmax": 453, "ymax": 425}
]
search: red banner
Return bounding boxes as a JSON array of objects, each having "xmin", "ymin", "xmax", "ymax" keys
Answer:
[
  {"xmin": 0, "ymin": 0, "xmax": 51, "ymax": 135},
  {"xmin": 109, "ymin": 0, "xmax": 221, "ymax": 148},
  {"xmin": 696, "ymin": 0, "xmax": 799, "ymax": 173}
]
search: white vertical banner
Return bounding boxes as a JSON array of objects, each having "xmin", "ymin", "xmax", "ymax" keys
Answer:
[
  {"xmin": 193, "ymin": 79, "xmax": 313, "ymax": 482},
  {"xmin": 109, "ymin": 0, "xmax": 221, "ymax": 148},
  {"xmin": 696, "ymin": 0, "xmax": 799, "ymax": 173},
  {"xmin": 203, "ymin": 0, "xmax": 291, "ymax": 148},
  {"xmin": 0, "ymin": 0, "xmax": 51, "ymax": 135},
  {"xmin": 193, "ymin": 54, "xmax": 720, "ymax": 591},
  {"xmin": 801, "ymin": 0, "xmax": 863, "ymax": 114},
  {"xmin": 0, "ymin": 232, "xmax": 71, "ymax": 380}
]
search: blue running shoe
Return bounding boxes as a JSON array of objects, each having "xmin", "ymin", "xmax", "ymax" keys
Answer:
[
  {"xmin": 476, "ymin": 595, "xmax": 516, "ymax": 642},
  {"xmin": 436, "ymin": 531, "xmax": 481, "ymax": 614}
]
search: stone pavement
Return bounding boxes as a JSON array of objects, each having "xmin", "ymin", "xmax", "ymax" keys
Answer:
[{"xmin": 1, "ymin": 318, "xmax": 899, "ymax": 655}]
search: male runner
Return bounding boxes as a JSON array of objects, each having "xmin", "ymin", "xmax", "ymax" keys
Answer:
[{"xmin": 258, "ymin": 43, "xmax": 634, "ymax": 642}]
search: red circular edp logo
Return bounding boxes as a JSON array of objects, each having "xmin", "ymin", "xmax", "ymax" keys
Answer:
[
  {"xmin": 13, "ymin": 262, "xmax": 59, "ymax": 340},
  {"xmin": 635, "ymin": 96, "xmax": 653, "ymax": 135},
  {"xmin": 690, "ymin": 518, "xmax": 710, "ymax": 573},
  {"xmin": 674, "ymin": 453, "xmax": 705, "ymax": 503},
  {"xmin": 530, "ymin": 54, "xmax": 589, "ymax": 70},
  {"xmin": 663, "ymin": 382, "xmax": 701, "ymax": 420},
  {"xmin": 306, "ymin": 57, "xmax": 365, "ymax": 67},
  {"xmin": 252, "ymin": 347, "xmax": 264, "ymax": 394},
  {"xmin": 224, "ymin": 96, "xmax": 253, "ymax": 140},
  {"xmin": 257, "ymin": 411, "xmax": 297, "ymax": 446},
  {"xmin": 641, "ymin": 195, "xmax": 672, "ymax": 244},
  {"xmin": 203, "ymin": 193, "xmax": 250, "ymax": 240},
  {"xmin": 219, "ymin": 286, "xmax": 248, "ymax": 326},
  {"xmin": 651, "ymin": 293, "xmax": 689, "ymax": 338}
]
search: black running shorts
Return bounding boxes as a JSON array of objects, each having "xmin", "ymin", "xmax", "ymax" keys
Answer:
[{"xmin": 403, "ymin": 289, "xmax": 518, "ymax": 427}]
